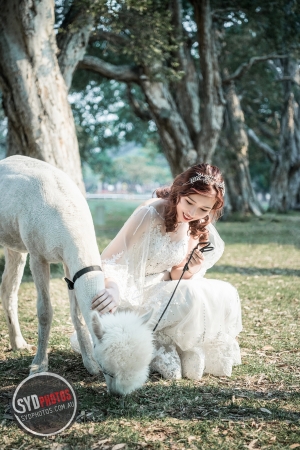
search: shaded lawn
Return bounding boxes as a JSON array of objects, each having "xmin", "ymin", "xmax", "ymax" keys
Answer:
[{"xmin": 0, "ymin": 209, "xmax": 299, "ymax": 449}]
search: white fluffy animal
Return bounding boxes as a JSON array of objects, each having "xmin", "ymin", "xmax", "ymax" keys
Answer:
[{"xmin": 0, "ymin": 156, "xmax": 154, "ymax": 395}]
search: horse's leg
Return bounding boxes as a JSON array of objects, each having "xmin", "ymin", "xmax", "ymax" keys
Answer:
[
  {"xmin": 0, "ymin": 247, "xmax": 31, "ymax": 350},
  {"xmin": 64, "ymin": 264, "xmax": 100, "ymax": 375},
  {"xmin": 29, "ymin": 256, "xmax": 52, "ymax": 374}
]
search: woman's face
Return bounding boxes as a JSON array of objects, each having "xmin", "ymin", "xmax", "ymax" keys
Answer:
[{"xmin": 176, "ymin": 193, "xmax": 216, "ymax": 223}]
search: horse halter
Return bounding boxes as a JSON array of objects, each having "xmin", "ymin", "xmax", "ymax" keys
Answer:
[{"xmin": 64, "ymin": 265, "xmax": 102, "ymax": 290}]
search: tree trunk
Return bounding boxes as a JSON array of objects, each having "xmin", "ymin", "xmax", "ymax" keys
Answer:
[
  {"xmin": 192, "ymin": 0, "xmax": 225, "ymax": 161},
  {"xmin": 223, "ymin": 82, "xmax": 263, "ymax": 215},
  {"xmin": 139, "ymin": 0, "xmax": 225, "ymax": 175},
  {"xmin": 56, "ymin": 4, "xmax": 94, "ymax": 90},
  {"xmin": 0, "ymin": 0, "xmax": 84, "ymax": 192},
  {"xmin": 140, "ymin": 76, "xmax": 198, "ymax": 176},
  {"xmin": 269, "ymin": 63, "xmax": 300, "ymax": 211},
  {"xmin": 78, "ymin": 0, "xmax": 225, "ymax": 177}
]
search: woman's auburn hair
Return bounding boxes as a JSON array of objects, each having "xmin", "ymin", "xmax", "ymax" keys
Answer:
[{"xmin": 155, "ymin": 163, "xmax": 224, "ymax": 241}]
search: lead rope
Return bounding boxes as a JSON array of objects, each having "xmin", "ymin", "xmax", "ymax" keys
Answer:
[{"xmin": 152, "ymin": 241, "xmax": 214, "ymax": 332}]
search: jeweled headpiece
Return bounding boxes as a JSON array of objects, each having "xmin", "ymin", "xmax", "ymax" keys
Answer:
[{"xmin": 183, "ymin": 172, "xmax": 225, "ymax": 195}]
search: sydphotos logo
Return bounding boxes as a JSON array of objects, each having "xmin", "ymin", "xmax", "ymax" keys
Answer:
[{"xmin": 11, "ymin": 372, "xmax": 77, "ymax": 437}]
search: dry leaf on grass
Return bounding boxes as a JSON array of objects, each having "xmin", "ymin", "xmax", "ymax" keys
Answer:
[
  {"xmin": 247, "ymin": 439, "xmax": 259, "ymax": 449},
  {"xmin": 111, "ymin": 444, "xmax": 127, "ymax": 450},
  {"xmin": 91, "ymin": 439, "xmax": 110, "ymax": 449},
  {"xmin": 290, "ymin": 445, "xmax": 300, "ymax": 449},
  {"xmin": 262, "ymin": 345, "xmax": 275, "ymax": 351},
  {"xmin": 260, "ymin": 407, "xmax": 272, "ymax": 414}
]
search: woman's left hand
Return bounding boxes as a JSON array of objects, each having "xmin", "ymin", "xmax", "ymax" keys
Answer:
[{"xmin": 187, "ymin": 248, "xmax": 204, "ymax": 273}]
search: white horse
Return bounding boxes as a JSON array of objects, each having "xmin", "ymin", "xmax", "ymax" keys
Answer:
[{"xmin": 0, "ymin": 156, "xmax": 154, "ymax": 395}]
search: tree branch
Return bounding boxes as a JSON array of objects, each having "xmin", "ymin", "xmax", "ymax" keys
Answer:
[
  {"xmin": 223, "ymin": 55, "xmax": 288, "ymax": 84},
  {"xmin": 258, "ymin": 122, "xmax": 277, "ymax": 140},
  {"xmin": 77, "ymin": 55, "xmax": 141, "ymax": 83},
  {"xmin": 56, "ymin": 4, "xmax": 94, "ymax": 90},
  {"xmin": 212, "ymin": 7, "xmax": 240, "ymax": 16},
  {"xmin": 89, "ymin": 30, "xmax": 129, "ymax": 46},
  {"xmin": 190, "ymin": 0, "xmax": 225, "ymax": 161},
  {"xmin": 127, "ymin": 85, "xmax": 152, "ymax": 121},
  {"xmin": 276, "ymin": 76, "xmax": 300, "ymax": 86},
  {"xmin": 247, "ymin": 128, "xmax": 277, "ymax": 162}
]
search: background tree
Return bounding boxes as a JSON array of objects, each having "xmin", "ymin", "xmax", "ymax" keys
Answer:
[
  {"xmin": 1, "ymin": 0, "xmax": 300, "ymax": 213},
  {"xmin": 0, "ymin": 0, "xmax": 98, "ymax": 192},
  {"xmin": 76, "ymin": 0, "xmax": 225, "ymax": 176},
  {"xmin": 218, "ymin": 0, "xmax": 300, "ymax": 212},
  {"xmin": 74, "ymin": 0, "xmax": 289, "ymax": 214}
]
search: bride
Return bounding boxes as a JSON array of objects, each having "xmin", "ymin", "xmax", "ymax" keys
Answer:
[{"xmin": 90, "ymin": 163, "xmax": 242, "ymax": 380}]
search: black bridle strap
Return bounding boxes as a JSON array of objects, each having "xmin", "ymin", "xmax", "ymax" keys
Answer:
[
  {"xmin": 64, "ymin": 265, "xmax": 102, "ymax": 290},
  {"xmin": 152, "ymin": 241, "xmax": 213, "ymax": 332}
]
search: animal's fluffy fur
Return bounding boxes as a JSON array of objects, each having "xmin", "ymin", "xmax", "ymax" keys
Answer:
[
  {"xmin": 92, "ymin": 311, "xmax": 154, "ymax": 394},
  {"xmin": 0, "ymin": 155, "xmax": 154, "ymax": 395}
]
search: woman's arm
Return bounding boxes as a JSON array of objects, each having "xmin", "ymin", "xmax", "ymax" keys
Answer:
[{"xmin": 93, "ymin": 206, "xmax": 153, "ymax": 312}]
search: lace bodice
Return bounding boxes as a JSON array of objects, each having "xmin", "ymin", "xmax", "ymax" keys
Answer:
[{"xmin": 146, "ymin": 222, "xmax": 188, "ymax": 276}]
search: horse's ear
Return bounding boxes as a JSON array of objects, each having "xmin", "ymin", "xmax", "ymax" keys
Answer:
[
  {"xmin": 92, "ymin": 312, "xmax": 104, "ymax": 341},
  {"xmin": 140, "ymin": 309, "xmax": 154, "ymax": 327}
]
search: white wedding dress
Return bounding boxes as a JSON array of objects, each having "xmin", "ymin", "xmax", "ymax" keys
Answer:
[{"xmin": 98, "ymin": 203, "xmax": 242, "ymax": 380}]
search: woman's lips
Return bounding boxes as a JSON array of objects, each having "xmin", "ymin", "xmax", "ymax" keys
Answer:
[{"xmin": 183, "ymin": 212, "xmax": 192, "ymax": 221}]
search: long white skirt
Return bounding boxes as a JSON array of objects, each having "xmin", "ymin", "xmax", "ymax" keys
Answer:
[{"xmin": 132, "ymin": 276, "xmax": 243, "ymax": 378}]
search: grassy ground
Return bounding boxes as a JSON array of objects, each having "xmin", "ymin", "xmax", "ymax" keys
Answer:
[{"xmin": 0, "ymin": 206, "xmax": 299, "ymax": 449}]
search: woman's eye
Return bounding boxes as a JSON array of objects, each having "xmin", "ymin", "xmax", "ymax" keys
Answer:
[{"xmin": 186, "ymin": 200, "xmax": 192, "ymax": 205}]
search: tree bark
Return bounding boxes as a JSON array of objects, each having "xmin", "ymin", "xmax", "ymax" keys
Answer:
[
  {"xmin": 247, "ymin": 58, "xmax": 300, "ymax": 212},
  {"xmin": 223, "ymin": 82, "xmax": 263, "ymax": 215},
  {"xmin": 192, "ymin": 0, "xmax": 225, "ymax": 161},
  {"xmin": 139, "ymin": 76, "xmax": 198, "ymax": 175},
  {"xmin": 269, "ymin": 86, "xmax": 300, "ymax": 211},
  {"xmin": 56, "ymin": 3, "xmax": 94, "ymax": 90},
  {"xmin": 0, "ymin": 0, "xmax": 84, "ymax": 192}
]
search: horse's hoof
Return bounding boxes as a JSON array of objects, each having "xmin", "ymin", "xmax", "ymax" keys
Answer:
[
  {"xmin": 12, "ymin": 339, "xmax": 34, "ymax": 352},
  {"xmin": 30, "ymin": 358, "xmax": 49, "ymax": 374}
]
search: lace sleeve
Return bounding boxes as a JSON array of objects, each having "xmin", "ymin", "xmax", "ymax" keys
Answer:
[
  {"xmin": 101, "ymin": 206, "xmax": 153, "ymax": 306},
  {"xmin": 192, "ymin": 223, "xmax": 225, "ymax": 279}
]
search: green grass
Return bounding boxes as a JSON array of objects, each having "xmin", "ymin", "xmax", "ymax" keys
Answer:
[{"xmin": 0, "ymin": 206, "xmax": 299, "ymax": 449}]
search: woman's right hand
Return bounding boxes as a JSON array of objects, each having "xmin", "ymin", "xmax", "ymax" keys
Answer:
[{"xmin": 91, "ymin": 279, "xmax": 120, "ymax": 314}]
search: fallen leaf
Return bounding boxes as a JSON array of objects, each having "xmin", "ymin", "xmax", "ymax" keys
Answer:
[
  {"xmin": 262, "ymin": 345, "xmax": 275, "ymax": 351},
  {"xmin": 111, "ymin": 444, "xmax": 126, "ymax": 450},
  {"xmin": 247, "ymin": 439, "xmax": 258, "ymax": 449},
  {"xmin": 89, "ymin": 427, "xmax": 95, "ymax": 434},
  {"xmin": 260, "ymin": 408, "xmax": 272, "ymax": 414},
  {"xmin": 290, "ymin": 445, "xmax": 300, "ymax": 449},
  {"xmin": 93, "ymin": 439, "xmax": 109, "ymax": 447}
]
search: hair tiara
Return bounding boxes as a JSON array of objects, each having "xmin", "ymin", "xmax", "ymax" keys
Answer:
[{"xmin": 183, "ymin": 172, "xmax": 225, "ymax": 195}]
